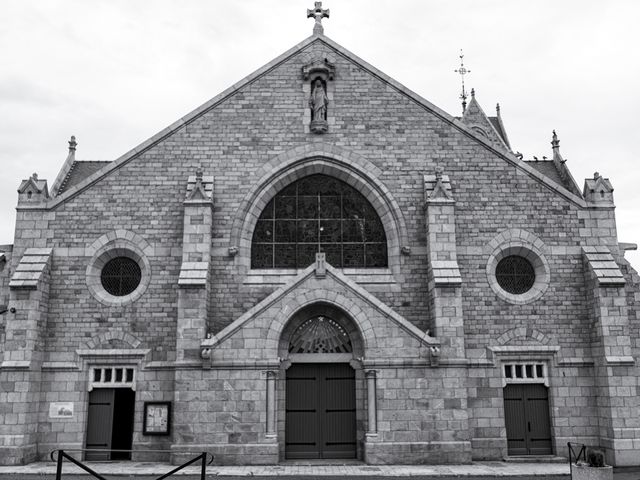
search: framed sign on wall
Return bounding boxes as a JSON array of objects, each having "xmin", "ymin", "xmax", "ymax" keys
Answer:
[{"xmin": 143, "ymin": 401, "xmax": 171, "ymax": 436}]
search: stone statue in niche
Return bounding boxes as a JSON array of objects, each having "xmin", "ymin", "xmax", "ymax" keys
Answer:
[
  {"xmin": 302, "ymin": 57, "xmax": 335, "ymax": 134},
  {"xmin": 309, "ymin": 79, "xmax": 329, "ymax": 133},
  {"xmin": 309, "ymin": 79, "xmax": 328, "ymax": 122}
]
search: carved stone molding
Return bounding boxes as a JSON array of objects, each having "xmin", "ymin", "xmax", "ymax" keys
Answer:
[{"xmin": 302, "ymin": 58, "xmax": 336, "ymax": 82}]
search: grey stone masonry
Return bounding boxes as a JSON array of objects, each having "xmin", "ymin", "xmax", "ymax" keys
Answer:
[
  {"xmin": 584, "ymin": 245, "xmax": 639, "ymax": 466},
  {"xmin": 0, "ymin": 248, "xmax": 51, "ymax": 464},
  {"xmin": 583, "ymin": 246, "xmax": 626, "ymax": 286},
  {"xmin": 424, "ymin": 170, "xmax": 465, "ymax": 361},
  {"xmin": 2, "ymin": 30, "xmax": 640, "ymax": 467},
  {"xmin": 176, "ymin": 171, "xmax": 214, "ymax": 362},
  {"xmin": 9, "ymin": 248, "xmax": 52, "ymax": 290}
]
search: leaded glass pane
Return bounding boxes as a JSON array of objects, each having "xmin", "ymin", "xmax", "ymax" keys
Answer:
[
  {"xmin": 298, "ymin": 196, "xmax": 318, "ymax": 218},
  {"xmin": 251, "ymin": 174, "xmax": 388, "ymax": 268},
  {"xmin": 343, "ymin": 244, "xmax": 364, "ymax": 267},
  {"xmin": 343, "ymin": 219, "xmax": 365, "ymax": 242},
  {"xmin": 319, "ymin": 220, "xmax": 340, "ymax": 243},
  {"xmin": 495, "ymin": 255, "xmax": 535, "ymax": 294},
  {"xmin": 321, "ymin": 243, "xmax": 342, "ymax": 268},
  {"xmin": 365, "ymin": 243, "xmax": 387, "ymax": 267},
  {"xmin": 365, "ymin": 216, "xmax": 385, "ymax": 242},
  {"xmin": 254, "ymin": 220, "xmax": 273, "ymax": 242},
  {"xmin": 274, "ymin": 244, "xmax": 296, "ymax": 268},
  {"xmin": 274, "ymin": 220, "xmax": 296, "ymax": 242},
  {"xmin": 251, "ymin": 243, "xmax": 273, "ymax": 268},
  {"xmin": 297, "ymin": 220, "xmax": 318, "ymax": 243},
  {"xmin": 297, "ymin": 244, "xmax": 318, "ymax": 267},
  {"xmin": 320, "ymin": 196, "xmax": 341, "ymax": 218},
  {"xmin": 101, "ymin": 257, "xmax": 141, "ymax": 296},
  {"xmin": 275, "ymin": 196, "xmax": 296, "ymax": 219}
]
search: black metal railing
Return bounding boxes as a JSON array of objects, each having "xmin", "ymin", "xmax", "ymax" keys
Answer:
[
  {"xmin": 567, "ymin": 442, "xmax": 587, "ymax": 465},
  {"xmin": 50, "ymin": 449, "xmax": 213, "ymax": 480}
]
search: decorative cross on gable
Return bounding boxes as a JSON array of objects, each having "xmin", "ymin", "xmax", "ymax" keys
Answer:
[{"xmin": 307, "ymin": 2, "xmax": 329, "ymax": 35}]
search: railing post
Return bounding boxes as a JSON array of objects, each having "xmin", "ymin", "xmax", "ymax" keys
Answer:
[
  {"xmin": 200, "ymin": 452, "xmax": 206, "ymax": 480},
  {"xmin": 56, "ymin": 450, "xmax": 63, "ymax": 480}
]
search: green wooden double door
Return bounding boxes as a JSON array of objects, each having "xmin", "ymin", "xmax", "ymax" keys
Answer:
[
  {"xmin": 285, "ymin": 363, "xmax": 357, "ymax": 459},
  {"xmin": 504, "ymin": 384, "xmax": 553, "ymax": 455}
]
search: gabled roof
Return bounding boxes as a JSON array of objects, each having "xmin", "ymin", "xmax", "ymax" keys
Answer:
[
  {"xmin": 202, "ymin": 261, "xmax": 438, "ymax": 351},
  {"xmin": 17, "ymin": 176, "xmax": 48, "ymax": 195},
  {"xmin": 40, "ymin": 34, "xmax": 588, "ymax": 210},
  {"xmin": 460, "ymin": 94, "xmax": 510, "ymax": 152}
]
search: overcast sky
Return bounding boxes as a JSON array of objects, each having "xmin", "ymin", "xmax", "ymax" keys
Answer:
[{"xmin": 1, "ymin": 0, "xmax": 639, "ymax": 268}]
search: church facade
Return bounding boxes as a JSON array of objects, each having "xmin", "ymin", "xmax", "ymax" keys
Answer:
[{"xmin": 1, "ymin": 11, "xmax": 640, "ymax": 467}]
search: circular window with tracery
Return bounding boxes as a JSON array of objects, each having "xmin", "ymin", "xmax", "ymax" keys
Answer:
[
  {"xmin": 289, "ymin": 315, "xmax": 353, "ymax": 354},
  {"xmin": 495, "ymin": 255, "xmax": 535, "ymax": 294},
  {"xmin": 101, "ymin": 257, "xmax": 142, "ymax": 296}
]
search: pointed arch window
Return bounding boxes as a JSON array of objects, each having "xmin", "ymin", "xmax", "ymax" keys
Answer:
[{"xmin": 251, "ymin": 174, "xmax": 387, "ymax": 268}]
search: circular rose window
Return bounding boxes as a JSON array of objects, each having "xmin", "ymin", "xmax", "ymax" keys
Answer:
[
  {"xmin": 100, "ymin": 257, "xmax": 142, "ymax": 296},
  {"xmin": 495, "ymin": 255, "xmax": 536, "ymax": 294}
]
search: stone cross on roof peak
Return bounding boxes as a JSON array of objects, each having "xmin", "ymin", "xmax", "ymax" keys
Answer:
[{"xmin": 307, "ymin": 2, "xmax": 329, "ymax": 35}]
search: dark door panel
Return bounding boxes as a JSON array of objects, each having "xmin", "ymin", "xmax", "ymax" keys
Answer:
[
  {"xmin": 504, "ymin": 384, "xmax": 552, "ymax": 456},
  {"xmin": 85, "ymin": 388, "xmax": 135, "ymax": 461},
  {"xmin": 286, "ymin": 363, "xmax": 356, "ymax": 459},
  {"xmin": 85, "ymin": 389, "xmax": 115, "ymax": 461},
  {"xmin": 286, "ymin": 364, "xmax": 321, "ymax": 459}
]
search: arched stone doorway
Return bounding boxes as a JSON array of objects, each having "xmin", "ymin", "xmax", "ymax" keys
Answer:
[{"xmin": 277, "ymin": 303, "xmax": 365, "ymax": 460}]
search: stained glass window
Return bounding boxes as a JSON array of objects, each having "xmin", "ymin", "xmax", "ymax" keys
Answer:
[
  {"xmin": 101, "ymin": 257, "xmax": 141, "ymax": 296},
  {"xmin": 495, "ymin": 255, "xmax": 535, "ymax": 294},
  {"xmin": 251, "ymin": 175, "xmax": 388, "ymax": 268},
  {"xmin": 289, "ymin": 316, "xmax": 353, "ymax": 353}
]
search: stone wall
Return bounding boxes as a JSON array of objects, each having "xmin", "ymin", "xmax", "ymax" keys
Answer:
[{"xmin": 1, "ymin": 36, "xmax": 639, "ymax": 465}]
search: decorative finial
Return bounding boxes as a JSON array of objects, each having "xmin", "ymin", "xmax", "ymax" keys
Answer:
[
  {"xmin": 68, "ymin": 135, "xmax": 77, "ymax": 153},
  {"xmin": 195, "ymin": 167, "xmax": 203, "ymax": 182},
  {"xmin": 455, "ymin": 49, "xmax": 471, "ymax": 113},
  {"xmin": 470, "ymin": 88, "xmax": 475, "ymax": 98},
  {"xmin": 551, "ymin": 130, "xmax": 562, "ymax": 161},
  {"xmin": 307, "ymin": 2, "xmax": 329, "ymax": 35},
  {"xmin": 496, "ymin": 103, "xmax": 501, "ymax": 116},
  {"xmin": 594, "ymin": 172, "xmax": 600, "ymax": 179},
  {"xmin": 32, "ymin": 173, "xmax": 38, "ymax": 181}
]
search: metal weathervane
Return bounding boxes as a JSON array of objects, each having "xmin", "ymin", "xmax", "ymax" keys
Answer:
[{"xmin": 455, "ymin": 49, "xmax": 471, "ymax": 113}]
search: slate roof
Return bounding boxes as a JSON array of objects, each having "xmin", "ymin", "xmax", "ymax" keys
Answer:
[
  {"xmin": 525, "ymin": 161, "xmax": 565, "ymax": 186},
  {"xmin": 488, "ymin": 117, "xmax": 508, "ymax": 145},
  {"xmin": 525, "ymin": 160, "xmax": 581, "ymax": 196},
  {"xmin": 57, "ymin": 161, "xmax": 111, "ymax": 194}
]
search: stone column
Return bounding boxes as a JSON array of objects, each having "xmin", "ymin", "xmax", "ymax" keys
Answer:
[
  {"xmin": 423, "ymin": 170, "xmax": 466, "ymax": 360},
  {"xmin": 265, "ymin": 370, "xmax": 278, "ymax": 438},
  {"xmin": 583, "ymin": 246, "xmax": 639, "ymax": 466},
  {"xmin": 176, "ymin": 170, "xmax": 214, "ymax": 363},
  {"xmin": 0, "ymin": 247, "xmax": 52, "ymax": 465},
  {"xmin": 365, "ymin": 369, "xmax": 378, "ymax": 436}
]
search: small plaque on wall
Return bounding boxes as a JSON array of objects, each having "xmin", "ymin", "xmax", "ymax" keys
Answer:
[
  {"xmin": 143, "ymin": 401, "xmax": 171, "ymax": 435},
  {"xmin": 49, "ymin": 402, "xmax": 74, "ymax": 418}
]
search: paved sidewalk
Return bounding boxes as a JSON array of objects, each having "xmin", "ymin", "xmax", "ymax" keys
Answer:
[{"xmin": 0, "ymin": 461, "xmax": 571, "ymax": 478}]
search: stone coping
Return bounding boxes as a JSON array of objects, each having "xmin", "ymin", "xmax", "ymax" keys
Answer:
[{"xmin": 0, "ymin": 461, "xmax": 571, "ymax": 477}]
